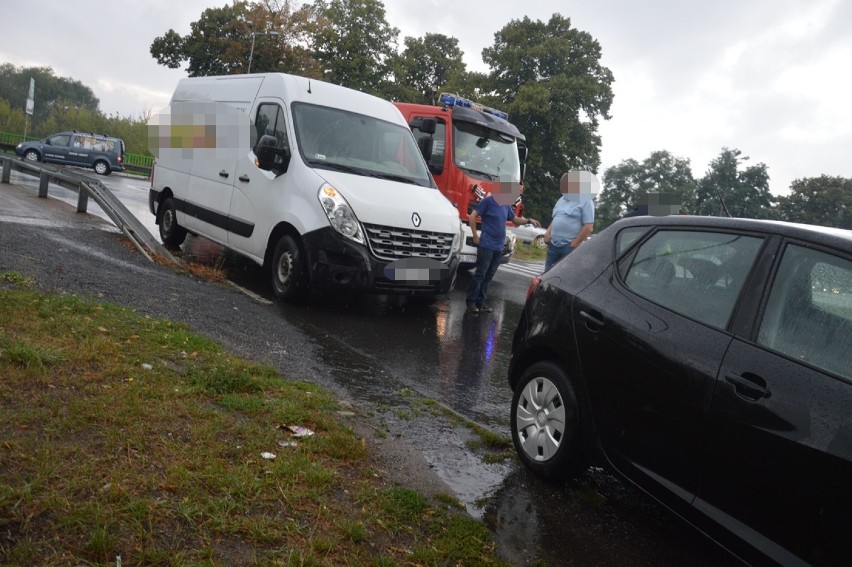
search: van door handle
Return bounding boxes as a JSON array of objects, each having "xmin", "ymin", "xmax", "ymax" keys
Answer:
[
  {"xmin": 219, "ymin": 170, "xmax": 229, "ymax": 178},
  {"xmin": 239, "ymin": 175, "xmax": 250, "ymax": 183}
]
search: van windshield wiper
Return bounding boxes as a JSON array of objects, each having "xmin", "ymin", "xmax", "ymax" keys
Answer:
[{"xmin": 308, "ymin": 160, "xmax": 423, "ymax": 186}]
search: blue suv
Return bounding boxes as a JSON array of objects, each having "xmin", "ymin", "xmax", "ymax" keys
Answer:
[{"xmin": 16, "ymin": 131, "xmax": 126, "ymax": 175}]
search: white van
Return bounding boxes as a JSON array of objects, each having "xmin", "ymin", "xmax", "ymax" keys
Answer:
[{"xmin": 149, "ymin": 73, "xmax": 462, "ymax": 302}]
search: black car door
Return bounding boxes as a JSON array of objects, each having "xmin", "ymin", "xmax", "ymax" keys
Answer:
[
  {"xmin": 699, "ymin": 241, "xmax": 852, "ymax": 565},
  {"xmin": 573, "ymin": 228, "xmax": 765, "ymax": 511}
]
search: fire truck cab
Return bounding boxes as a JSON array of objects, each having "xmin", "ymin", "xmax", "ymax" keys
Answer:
[{"xmin": 395, "ymin": 94, "xmax": 528, "ymax": 268}]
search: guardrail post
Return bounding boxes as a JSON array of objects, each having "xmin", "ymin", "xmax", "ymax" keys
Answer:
[
  {"xmin": 77, "ymin": 185, "xmax": 89, "ymax": 213},
  {"xmin": 1, "ymin": 160, "xmax": 10, "ymax": 184},
  {"xmin": 39, "ymin": 172, "xmax": 49, "ymax": 198}
]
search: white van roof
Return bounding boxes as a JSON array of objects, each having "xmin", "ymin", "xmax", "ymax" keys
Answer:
[{"xmin": 170, "ymin": 73, "xmax": 405, "ymax": 125}]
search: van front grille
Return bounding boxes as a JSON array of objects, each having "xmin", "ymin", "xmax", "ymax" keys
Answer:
[{"xmin": 363, "ymin": 223, "xmax": 454, "ymax": 262}]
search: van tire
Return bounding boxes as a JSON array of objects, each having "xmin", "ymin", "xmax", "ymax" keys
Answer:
[
  {"xmin": 271, "ymin": 235, "xmax": 308, "ymax": 302},
  {"xmin": 158, "ymin": 198, "xmax": 187, "ymax": 246},
  {"xmin": 93, "ymin": 160, "xmax": 111, "ymax": 175}
]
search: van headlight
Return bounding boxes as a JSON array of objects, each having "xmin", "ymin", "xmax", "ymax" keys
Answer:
[{"xmin": 318, "ymin": 184, "xmax": 364, "ymax": 244}]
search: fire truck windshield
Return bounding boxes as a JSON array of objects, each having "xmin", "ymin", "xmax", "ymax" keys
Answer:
[{"xmin": 452, "ymin": 120, "xmax": 521, "ymax": 182}]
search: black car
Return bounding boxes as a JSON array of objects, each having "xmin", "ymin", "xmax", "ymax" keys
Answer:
[
  {"xmin": 508, "ymin": 215, "xmax": 852, "ymax": 565},
  {"xmin": 16, "ymin": 131, "xmax": 126, "ymax": 175}
]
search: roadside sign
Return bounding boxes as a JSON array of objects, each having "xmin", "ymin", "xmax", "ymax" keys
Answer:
[{"xmin": 25, "ymin": 78, "xmax": 34, "ymax": 116}]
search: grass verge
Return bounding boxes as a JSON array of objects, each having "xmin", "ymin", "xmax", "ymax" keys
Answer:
[
  {"xmin": 511, "ymin": 245, "xmax": 546, "ymax": 262},
  {"xmin": 0, "ymin": 273, "xmax": 509, "ymax": 566}
]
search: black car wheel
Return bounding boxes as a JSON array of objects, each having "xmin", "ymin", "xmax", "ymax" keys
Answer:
[
  {"xmin": 511, "ymin": 361, "xmax": 586, "ymax": 480},
  {"xmin": 24, "ymin": 149, "xmax": 40, "ymax": 163},
  {"xmin": 93, "ymin": 160, "xmax": 111, "ymax": 175},
  {"xmin": 157, "ymin": 197, "xmax": 187, "ymax": 246},
  {"xmin": 271, "ymin": 235, "xmax": 308, "ymax": 302}
]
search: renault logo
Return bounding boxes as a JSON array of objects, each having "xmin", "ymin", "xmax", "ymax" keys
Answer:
[{"xmin": 411, "ymin": 212, "xmax": 421, "ymax": 227}]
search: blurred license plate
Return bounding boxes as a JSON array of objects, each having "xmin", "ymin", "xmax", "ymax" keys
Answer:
[{"xmin": 460, "ymin": 254, "xmax": 477, "ymax": 263}]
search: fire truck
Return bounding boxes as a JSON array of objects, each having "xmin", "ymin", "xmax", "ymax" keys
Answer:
[{"xmin": 394, "ymin": 94, "xmax": 528, "ymax": 268}]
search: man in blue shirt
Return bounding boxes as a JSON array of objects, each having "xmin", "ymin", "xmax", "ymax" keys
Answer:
[
  {"xmin": 466, "ymin": 193, "xmax": 539, "ymax": 313},
  {"xmin": 544, "ymin": 171, "xmax": 597, "ymax": 271}
]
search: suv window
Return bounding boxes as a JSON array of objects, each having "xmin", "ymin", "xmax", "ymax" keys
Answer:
[
  {"xmin": 624, "ymin": 230, "xmax": 763, "ymax": 328},
  {"xmin": 47, "ymin": 134, "xmax": 71, "ymax": 146},
  {"xmin": 757, "ymin": 245, "xmax": 852, "ymax": 379},
  {"xmin": 72, "ymin": 134, "xmax": 116, "ymax": 152}
]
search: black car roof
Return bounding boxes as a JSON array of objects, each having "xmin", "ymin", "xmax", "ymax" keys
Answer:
[{"xmin": 611, "ymin": 215, "xmax": 852, "ymax": 249}]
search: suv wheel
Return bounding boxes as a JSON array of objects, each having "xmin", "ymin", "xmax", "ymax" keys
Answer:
[{"xmin": 93, "ymin": 160, "xmax": 111, "ymax": 175}]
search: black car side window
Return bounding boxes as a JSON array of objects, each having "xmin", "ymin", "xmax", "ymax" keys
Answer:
[
  {"xmin": 757, "ymin": 245, "xmax": 851, "ymax": 380},
  {"xmin": 624, "ymin": 230, "xmax": 763, "ymax": 329},
  {"xmin": 616, "ymin": 227, "xmax": 650, "ymax": 256}
]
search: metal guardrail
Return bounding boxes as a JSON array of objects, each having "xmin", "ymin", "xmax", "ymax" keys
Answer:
[{"xmin": 0, "ymin": 155, "xmax": 180, "ymax": 268}]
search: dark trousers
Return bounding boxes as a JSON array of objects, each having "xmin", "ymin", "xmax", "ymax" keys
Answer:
[{"xmin": 466, "ymin": 248, "xmax": 502, "ymax": 307}]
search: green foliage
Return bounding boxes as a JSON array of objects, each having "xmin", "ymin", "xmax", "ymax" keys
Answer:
[
  {"xmin": 696, "ymin": 148, "xmax": 776, "ymax": 219},
  {"xmin": 387, "ymin": 33, "xmax": 467, "ymax": 104},
  {"xmin": 150, "ymin": 1, "xmax": 320, "ymax": 77},
  {"xmin": 777, "ymin": 175, "xmax": 852, "ymax": 229},
  {"xmin": 481, "ymin": 14, "xmax": 615, "ymax": 223},
  {"xmin": 0, "ymin": 63, "xmax": 99, "ymax": 126},
  {"xmin": 311, "ymin": 0, "xmax": 399, "ymax": 95},
  {"xmin": 598, "ymin": 150, "xmax": 697, "ymax": 229},
  {"xmin": 0, "ymin": 63, "xmax": 151, "ymax": 155}
]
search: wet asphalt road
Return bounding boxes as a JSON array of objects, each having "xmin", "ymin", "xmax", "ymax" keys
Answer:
[{"xmin": 0, "ymin": 166, "xmax": 740, "ymax": 566}]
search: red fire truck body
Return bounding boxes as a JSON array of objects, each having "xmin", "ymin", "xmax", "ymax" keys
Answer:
[{"xmin": 394, "ymin": 94, "xmax": 528, "ymax": 268}]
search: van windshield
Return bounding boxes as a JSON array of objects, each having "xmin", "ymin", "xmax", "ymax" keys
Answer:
[
  {"xmin": 292, "ymin": 102, "xmax": 433, "ymax": 188},
  {"xmin": 452, "ymin": 120, "xmax": 521, "ymax": 182}
]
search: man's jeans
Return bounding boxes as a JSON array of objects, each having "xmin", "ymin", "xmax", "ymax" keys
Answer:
[
  {"xmin": 545, "ymin": 243, "xmax": 574, "ymax": 272},
  {"xmin": 466, "ymin": 247, "xmax": 502, "ymax": 307}
]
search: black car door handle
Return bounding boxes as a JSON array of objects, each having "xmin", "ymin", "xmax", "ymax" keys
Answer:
[
  {"xmin": 580, "ymin": 310, "xmax": 605, "ymax": 329},
  {"xmin": 725, "ymin": 373, "xmax": 771, "ymax": 401},
  {"xmin": 218, "ymin": 170, "xmax": 229, "ymax": 178},
  {"xmin": 239, "ymin": 175, "xmax": 250, "ymax": 183}
]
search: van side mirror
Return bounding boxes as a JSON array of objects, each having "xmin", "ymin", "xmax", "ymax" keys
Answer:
[
  {"xmin": 518, "ymin": 144, "xmax": 528, "ymax": 182},
  {"xmin": 254, "ymin": 134, "xmax": 291, "ymax": 175}
]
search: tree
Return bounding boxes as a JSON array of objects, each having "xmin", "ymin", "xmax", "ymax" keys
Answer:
[
  {"xmin": 777, "ymin": 176, "xmax": 851, "ymax": 229},
  {"xmin": 597, "ymin": 151, "xmax": 697, "ymax": 229},
  {"xmin": 387, "ymin": 34, "xmax": 467, "ymax": 104},
  {"xmin": 310, "ymin": 0, "xmax": 398, "ymax": 96},
  {"xmin": 0, "ymin": 63, "xmax": 100, "ymax": 127},
  {"xmin": 150, "ymin": 1, "xmax": 320, "ymax": 77},
  {"xmin": 481, "ymin": 14, "xmax": 614, "ymax": 222},
  {"xmin": 696, "ymin": 148, "xmax": 775, "ymax": 219}
]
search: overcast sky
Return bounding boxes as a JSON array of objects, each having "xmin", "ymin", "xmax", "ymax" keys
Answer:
[{"xmin": 2, "ymin": 0, "xmax": 850, "ymax": 195}]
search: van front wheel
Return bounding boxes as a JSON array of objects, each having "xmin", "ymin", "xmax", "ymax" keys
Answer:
[{"xmin": 271, "ymin": 235, "xmax": 308, "ymax": 302}]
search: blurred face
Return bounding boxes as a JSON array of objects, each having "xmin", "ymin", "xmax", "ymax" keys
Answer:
[
  {"xmin": 491, "ymin": 180, "xmax": 522, "ymax": 205},
  {"xmin": 560, "ymin": 170, "xmax": 600, "ymax": 201}
]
